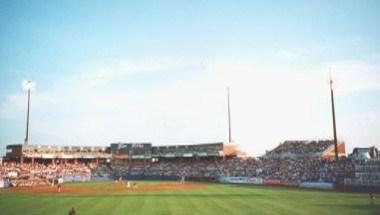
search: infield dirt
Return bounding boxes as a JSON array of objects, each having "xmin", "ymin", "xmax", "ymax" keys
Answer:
[{"xmin": 0, "ymin": 181, "xmax": 208, "ymax": 194}]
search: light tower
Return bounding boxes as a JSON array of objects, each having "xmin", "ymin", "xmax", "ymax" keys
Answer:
[
  {"xmin": 227, "ymin": 87, "xmax": 232, "ymax": 143},
  {"xmin": 22, "ymin": 80, "xmax": 36, "ymax": 145},
  {"xmin": 329, "ymin": 74, "xmax": 339, "ymax": 160}
]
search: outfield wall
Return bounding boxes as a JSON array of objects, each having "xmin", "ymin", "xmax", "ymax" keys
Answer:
[
  {"xmin": 62, "ymin": 175, "xmax": 91, "ymax": 183},
  {"xmin": 0, "ymin": 180, "xmax": 10, "ymax": 188},
  {"xmin": 61, "ymin": 175, "xmax": 214, "ymax": 183},
  {"xmin": 219, "ymin": 177, "xmax": 263, "ymax": 184},
  {"xmin": 218, "ymin": 177, "xmax": 336, "ymax": 189},
  {"xmin": 299, "ymin": 182, "xmax": 334, "ymax": 189},
  {"xmin": 218, "ymin": 177, "xmax": 299, "ymax": 187},
  {"xmin": 119, "ymin": 175, "xmax": 180, "ymax": 181}
]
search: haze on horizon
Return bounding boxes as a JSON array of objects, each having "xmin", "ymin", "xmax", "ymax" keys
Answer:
[{"xmin": 0, "ymin": 1, "xmax": 380, "ymax": 156}]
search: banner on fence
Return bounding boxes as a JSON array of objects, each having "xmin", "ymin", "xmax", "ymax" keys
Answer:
[
  {"xmin": 280, "ymin": 180, "xmax": 299, "ymax": 186},
  {"xmin": 263, "ymin": 179, "xmax": 281, "ymax": 185},
  {"xmin": 299, "ymin": 182, "xmax": 334, "ymax": 189},
  {"xmin": 219, "ymin": 177, "xmax": 263, "ymax": 185}
]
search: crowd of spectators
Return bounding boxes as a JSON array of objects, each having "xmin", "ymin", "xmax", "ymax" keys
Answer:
[
  {"xmin": 151, "ymin": 143, "xmax": 223, "ymax": 157},
  {"xmin": 109, "ymin": 158, "xmax": 223, "ymax": 178},
  {"xmin": 0, "ymin": 157, "xmax": 372, "ymax": 187},
  {"xmin": 267, "ymin": 140, "xmax": 333, "ymax": 156},
  {"xmin": 103, "ymin": 156, "xmax": 356, "ymax": 184},
  {"xmin": 344, "ymin": 159, "xmax": 380, "ymax": 186},
  {"xmin": 1, "ymin": 141, "xmax": 379, "ymax": 188},
  {"xmin": 0, "ymin": 162, "xmax": 91, "ymax": 187}
]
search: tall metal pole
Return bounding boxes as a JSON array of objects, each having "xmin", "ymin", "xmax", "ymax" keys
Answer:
[
  {"xmin": 227, "ymin": 87, "xmax": 232, "ymax": 143},
  {"xmin": 329, "ymin": 76, "xmax": 339, "ymax": 160},
  {"xmin": 24, "ymin": 88, "xmax": 31, "ymax": 145}
]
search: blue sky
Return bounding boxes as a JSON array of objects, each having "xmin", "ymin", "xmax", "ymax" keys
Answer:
[{"xmin": 0, "ymin": 0, "xmax": 379, "ymax": 156}]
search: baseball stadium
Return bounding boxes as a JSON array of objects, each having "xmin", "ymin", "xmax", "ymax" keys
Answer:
[
  {"xmin": 1, "ymin": 76, "xmax": 380, "ymax": 215},
  {"xmin": 1, "ymin": 1, "xmax": 380, "ymax": 215},
  {"xmin": 1, "ymin": 138, "xmax": 380, "ymax": 215}
]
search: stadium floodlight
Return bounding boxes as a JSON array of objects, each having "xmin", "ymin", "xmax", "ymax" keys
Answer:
[
  {"xmin": 328, "ymin": 73, "xmax": 338, "ymax": 160},
  {"xmin": 22, "ymin": 80, "xmax": 36, "ymax": 91},
  {"xmin": 22, "ymin": 80, "xmax": 36, "ymax": 145},
  {"xmin": 227, "ymin": 87, "xmax": 232, "ymax": 144}
]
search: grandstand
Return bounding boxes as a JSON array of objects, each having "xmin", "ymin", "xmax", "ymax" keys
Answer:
[
  {"xmin": 3, "ymin": 142, "xmax": 241, "ymax": 164},
  {"xmin": 264, "ymin": 139, "xmax": 346, "ymax": 159},
  {"xmin": 344, "ymin": 159, "xmax": 380, "ymax": 187},
  {"xmin": 4, "ymin": 144, "xmax": 111, "ymax": 164},
  {"xmin": 1, "ymin": 141, "xmax": 379, "ymax": 191}
]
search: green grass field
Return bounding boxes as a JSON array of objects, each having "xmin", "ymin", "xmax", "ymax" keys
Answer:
[{"xmin": 0, "ymin": 181, "xmax": 379, "ymax": 215}]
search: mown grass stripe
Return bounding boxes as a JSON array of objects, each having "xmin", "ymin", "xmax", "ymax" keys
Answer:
[{"xmin": 1, "ymin": 182, "xmax": 379, "ymax": 215}]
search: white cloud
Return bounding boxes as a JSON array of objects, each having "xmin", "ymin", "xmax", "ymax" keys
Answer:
[
  {"xmin": 0, "ymin": 57, "xmax": 379, "ymax": 156},
  {"xmin": 276, "ymin": 50, "xmax": 299, "ymax": 61},
  {"xmin": 327, "ymin": 60, "xmax": 380, "ymax": 94}
]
